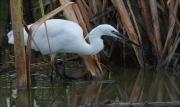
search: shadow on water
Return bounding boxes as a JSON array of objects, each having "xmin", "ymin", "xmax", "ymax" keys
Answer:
[{"xmin": 0, "ymin": 67, "xmax": 180, "ymax": 107}]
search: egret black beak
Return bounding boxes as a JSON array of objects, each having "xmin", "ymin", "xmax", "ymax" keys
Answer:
[{"xmin": 111, "ymin": 31, "xmax": 140, "ymax": 47}]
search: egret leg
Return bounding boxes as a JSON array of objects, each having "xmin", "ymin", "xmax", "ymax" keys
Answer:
[
  {"xmin": 49, "ymin": 58, "xmax": 55, "ymax": 82},
  {"xmin": 49, "ymin": 54, "xmax": 77, "ymax": 80},
  {"xmin": 49, "ymin": 54, "xmax": 60, "ymax": 82},
  {"xmin": 48, "ymin": 63, "xmax": 54, "ymax": 83},
  {"xmin": 61, "ymin": 54, "xmax": 66, "ymax": 78},
  {"xmin": 57, "ymin": 53, "xmax": 77, "ymax": 80}
]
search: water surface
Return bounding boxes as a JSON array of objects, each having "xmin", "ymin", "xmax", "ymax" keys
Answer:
[{"xmin": 0, "ymin": 66, "xmax": 180, "ymax": 107}]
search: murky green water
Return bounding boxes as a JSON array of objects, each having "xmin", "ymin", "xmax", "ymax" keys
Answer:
[{"xmin": 0, "ymin": 66, "xmax": 180, "ymax": 107}]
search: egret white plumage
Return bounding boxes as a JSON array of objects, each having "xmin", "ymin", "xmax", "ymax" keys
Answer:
[{"xmin": 7, "ymin": 19, "xmax": 138, "ymax": 78}]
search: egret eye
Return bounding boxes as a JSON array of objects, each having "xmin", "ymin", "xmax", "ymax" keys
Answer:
[
  {"xmin": 111, "ymin": 30, "xmax": 116, "ymax": 33},
  {"xmin": 111, "ymin": 30, "xmax": 120, "ymax": 37}
]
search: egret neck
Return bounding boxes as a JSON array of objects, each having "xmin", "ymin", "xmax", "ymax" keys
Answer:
[{"xmin": 79, "ymin": 27, "xmax": 105, "ymax": 56}]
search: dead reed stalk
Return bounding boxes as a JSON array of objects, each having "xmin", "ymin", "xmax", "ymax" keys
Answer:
[
  {"xmin": 10, "ymin": 0, "xmax": 29, "ymax": 89},
  {"xmin": 111, "ymin": 0, "xmax": 144, "ymax": 68}
]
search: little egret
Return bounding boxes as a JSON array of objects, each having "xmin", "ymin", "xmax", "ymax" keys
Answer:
[{"xmin": 7, "ymin": 19, "xmax": 138, "ymax": 79}]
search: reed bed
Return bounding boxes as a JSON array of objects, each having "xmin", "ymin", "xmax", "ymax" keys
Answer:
[{"xmin": 61, "ymin": 0, "xmax": 180, "ymax": 76}]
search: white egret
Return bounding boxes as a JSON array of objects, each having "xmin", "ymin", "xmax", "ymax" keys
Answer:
[{"xmin": 7, "ymin": 19, "xmax": 138, "ymax": 79}]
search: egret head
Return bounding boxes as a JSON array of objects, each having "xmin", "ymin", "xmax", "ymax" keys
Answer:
[
  {"xmin": 97, "ymin": 24, "xmax": 139, "ymax": 47},
  {"xmin": 97, "ymin": 24, "xmax": 120, "ymax": 38}
]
